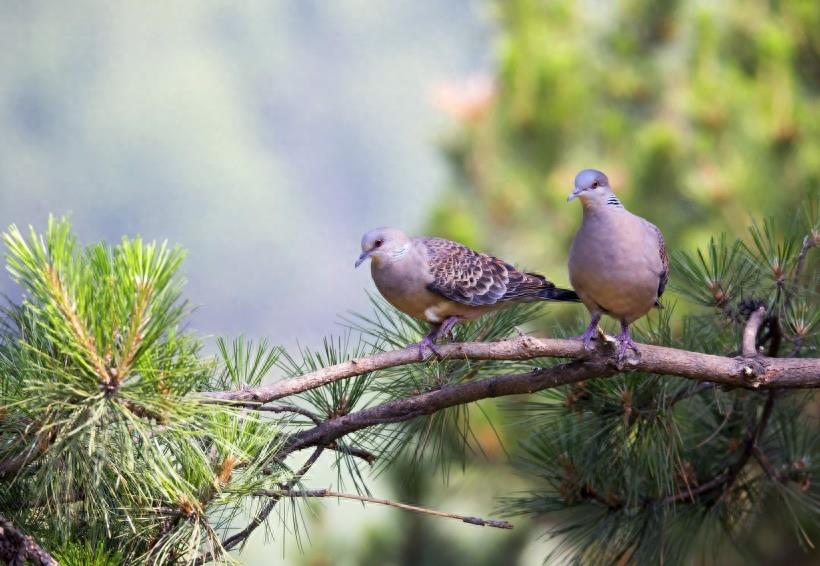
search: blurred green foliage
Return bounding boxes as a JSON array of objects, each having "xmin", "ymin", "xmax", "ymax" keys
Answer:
[
  {"xmin": 415, "ymin": 0, "xmax": 820, "ymax": 563},
  {"xmin": 299, "ymin": 0, "xmax": 820, "ymax": 562},
  {"xmin": 430, "ymin": 0, "xmax": 820, "ymax": 277}
]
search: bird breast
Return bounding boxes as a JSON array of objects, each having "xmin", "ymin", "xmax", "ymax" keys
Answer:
[
  {"xmin": 370, "ymin": 254, "xmax": 440, "ymax": 322},
  {"xmin": 569, "ymin": 212, "xmax": 662, "ymax": 321}
]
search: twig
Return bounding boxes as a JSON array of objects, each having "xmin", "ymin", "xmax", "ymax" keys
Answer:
[
  {"xmin": 0, "ymin": 514, "xmax": 58, "ymax": 566},
  {"xmin": 113, "ymin": 283, "xmax": 152, "ymax": 383},
  {"xmin": 662, "ymin": 389, "xmax": 777, "ymax": 506},
  {"xmin": 0, "ymin": 447, "xmax": 42, "ymax": 479},
  {"xmin": 258, "ymin": 488, "xmax": 513, "ymax": 529},
  {"xmin": 325, "ymin": 442, "xmax": 377, "ymax": 464},
  {"xmin": 194, "ymin": 447, "xmax": 326, "ymax": 565},
  {"xmin": 224, "ymin": 402, "xmax": 324, "ymax": 425},
  {"xmin": 199, "ymin": 336, "xmax": 820, "ymax": 405},
  {"xmin": 752, "ymin": 446, "xmax": 780, "ymax": 481},
  {"xmin": 579, "ymin": 484, "xmax": 624, "ymax": 509},
  {"xmin": 742, "ymin": 307, "xmax": 767, "ymax": 356},
  {"xmin": 661, "ymin": 472, "xmax": 729, "ymax": 505},
  {"xmin": 713, "ymin": 390, "xmax": 776, "ymax": 505},
  {"xmin": 793, "ymin": 234, "xmax": 815, "ymax": 289}
]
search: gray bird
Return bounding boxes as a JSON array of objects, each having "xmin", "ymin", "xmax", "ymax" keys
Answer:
[
  {"xmin": 567, "ymin": 169, "xmax": 668, "ymax": 361},
  {"xmin": 355, "ymin": 227, "xmax": 579, "ymax": 357}
]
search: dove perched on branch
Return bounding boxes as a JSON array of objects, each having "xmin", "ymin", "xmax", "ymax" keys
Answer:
[
  {"xmin": 355, "ymin": 227, "xmax": 579, "ymax": 358},
  {"xmin": 567, "ymin": 169, "xmax": 669, "ymax": 361}
]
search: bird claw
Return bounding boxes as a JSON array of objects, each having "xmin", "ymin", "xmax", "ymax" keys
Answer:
[
  {"xmin": 572, "ymin": 325, "xmax": 602, "ymax": 353},
  {"xmin": 417, "ymin": 336, "xmax": 443, "ymax": 361},
  {"xmin": 438, "ymin": 316, "xmax": 461, "ymax": 341},
  {"xmin": 615, "ymin": 334, "xmax": 641, "ymax": 369}
]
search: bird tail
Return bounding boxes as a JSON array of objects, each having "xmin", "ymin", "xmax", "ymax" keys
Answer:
[{"xmin": 538, "ymin": 286, "xmax": 580, "ymax": 302}]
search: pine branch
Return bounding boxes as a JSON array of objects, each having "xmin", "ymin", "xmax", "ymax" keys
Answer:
[
  {"xmin": 281, "ymin": 360, "xmax": 612, "ymax": 458},
  {"xmin": 660, "ymin": 391, "xmax": 776, "ymax": 506},
  {"xmin": 112, "ymin": 280, "xmax": 151, "ymax": 383},
  {"xmin": 258, "ymin": 488, "xmax": 513, "ymax": 529},
  {"xmin": 661, "ymin": 313, "xmax": 781, "ymax": 507},
  {"xmin": 325, "ymin": 442, "xmax": 377, "ymax": 464},
  {"xmin": 194, "ymin": 446, "xmax": 325, "ymax": 565},
  {"xmin": 0, "ymin": 514, "xmax": 57, "ymax": 566},
  {"xmin": 220, "ymin": 401, "xmax": 324, "ymax": 425},
  {"xmin": 200, "ymin": 336, "xmax": 820, "ymax": 407},
  {"xmin": 711, "ymin": 389, "xmax": 777, "ymax": 506},
  {"xmin": 790, "ymin": 233, "xmax": 816, "ymax": 296},
  {"xmin": 45, "ymin": 264, "xmax": 111, "ymax": 385}
]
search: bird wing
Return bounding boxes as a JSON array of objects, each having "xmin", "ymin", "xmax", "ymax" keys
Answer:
[
  {"xmin": 420, "ymin": 238, "xmax": 557, "ymax": 306},
  {"xmin": 644, "ymin": 220, "xmax": 668, "ymax": 299}
]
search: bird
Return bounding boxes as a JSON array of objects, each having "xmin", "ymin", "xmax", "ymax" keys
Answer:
[
  {"xmin": 567, "ymin": 168, "xmax": 668, "ymax": 362},
  {"xmin": 355, "ymin": 227, "xmax": 579, "ymax": 358}
]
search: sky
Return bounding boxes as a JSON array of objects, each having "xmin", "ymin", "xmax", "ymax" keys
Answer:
[{"xmin": 0, "ymin": 0, "xmax": 493, "ymax": 347}]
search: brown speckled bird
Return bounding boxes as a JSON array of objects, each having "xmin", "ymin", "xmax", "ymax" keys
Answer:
[
  {"xmin": 567, "ymin": 169, "xmax": 669, "ymax": 361},
  {"xmin": 355, "ymin": 227, "xmax": 579, "ymax": 357}
]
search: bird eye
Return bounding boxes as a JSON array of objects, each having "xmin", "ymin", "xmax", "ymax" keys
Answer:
[
  {"xmin": 374, "ymin": 239, "xmax": 383, "ymax": 247},
  {"xmin": 592, "ymin": 181, "xmax": 599, "ymax": 188}
]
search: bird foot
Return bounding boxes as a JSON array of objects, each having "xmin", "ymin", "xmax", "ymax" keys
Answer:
[
  {"xmin": 615, "ymin": 332, "xmax": 641, "ymax": 369},
  {"xmin": 417, "ymin": 336, "xmax": 443, "ymax": 361},
  {"xmin": 438, "ymin": 316, "xmax": 462, "ymax": 341},
  {"xmin": 572, "ymin": 325, "xmax": 602, "ymax": 352}
]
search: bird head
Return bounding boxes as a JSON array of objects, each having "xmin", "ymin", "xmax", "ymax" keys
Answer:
[
  {"xmin": 568, "ymin": 169, "xmax": 613, "ymax": 206},
  {"xmin": 355, "ymin": 227, "xmax": 410, "ymax": 267}
]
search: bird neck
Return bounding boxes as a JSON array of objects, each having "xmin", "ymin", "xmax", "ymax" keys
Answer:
[
  {"xmin": 605, "ymin": 193, "xmax": 624, "ymax": 208},
  {"xmin": 372, "ymin": 243, "xmax": 411, "ymax": 268},
  {"xmin": 581, "ymin": 192, "xmax": 624, "ymax": 218}
]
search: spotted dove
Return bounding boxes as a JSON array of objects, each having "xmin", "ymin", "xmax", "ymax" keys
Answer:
[
  {"xmin": 567, "ymin": 169, "xmax": 668, "ymax": 361},
  {"xmin": 355, "ymin": 227, "xmax": 579, "ymax": 357}
]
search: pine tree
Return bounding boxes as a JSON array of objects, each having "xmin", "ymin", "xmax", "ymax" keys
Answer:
[
  {"xmin": 0, "ymin": 208, "xmax": 816, "ymax": 566},
  {"xmin": 1, "ymin": 2, "xmax": 820, "ymax": 562}
]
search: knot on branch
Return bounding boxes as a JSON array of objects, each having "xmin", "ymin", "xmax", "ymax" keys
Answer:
[
  {"xmin": 461, "ymin": 516, "xmax": 514, "ymax": 529},
  {"xmin": 737, "ymin": 358, "xmax": 768, "ymax": 388}
]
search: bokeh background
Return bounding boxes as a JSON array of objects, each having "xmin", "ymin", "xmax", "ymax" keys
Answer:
[{"xmin": 0, "ymin": 0, "xmax": 817, "ymax": 564}]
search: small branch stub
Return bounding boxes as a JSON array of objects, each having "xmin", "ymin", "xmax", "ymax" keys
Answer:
[{"xmin": 742, "ymin": 306, "xmax": 767, "ymax": 357}]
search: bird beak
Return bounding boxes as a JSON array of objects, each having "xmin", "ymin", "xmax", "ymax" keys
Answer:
[
  {"xmin": 567, "ymin": 186, "xmax": 583, "ymax": 202},
  {"xmin": 354, "ymin": 251, "xmax": 371, "ymax": 268}
]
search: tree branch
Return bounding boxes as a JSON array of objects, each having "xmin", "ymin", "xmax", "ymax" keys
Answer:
[
  {"xmin": 325, "ymin": 441, "xmax": 377, "ymax": 464},
  {"xmin": 661, "ymin": 389, "xmax": 777, "ymax": 506},
  {"xmin": 792, "ymin": 233, "xmax": 815, "ymax": 289},
  {"xmin": 200, "ymin": 336, "xmax": 820, "ymax": 406},
  {"xmin": 223, "ymin": 401, "xmax": 324, "ymax": 425},
  {"xmin": 282, "ymin": 360, "xmax": 612, "ymax": 458},
  {"xmin": 712, "ymin": 389, "xmax": 776, "ymax": 506},
  {"xmin": 0, "ymin": 514, "xmax": 57, "ymax": 566},
  {"xmin": 742, "ymin": 306, "xmax": 767, "ymax": 356},
  {"xmin": 259, "ymin": 488, "xmax": 513, "ymax": 529}
]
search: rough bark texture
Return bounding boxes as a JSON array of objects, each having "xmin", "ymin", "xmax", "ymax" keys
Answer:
[
  {"xmin": 201, "ymin": 335, "xmax": 820, "ymax": 405},
  {"xmin": 0, "ymin": 515, "xmax": 57, "ymax": 566}
]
